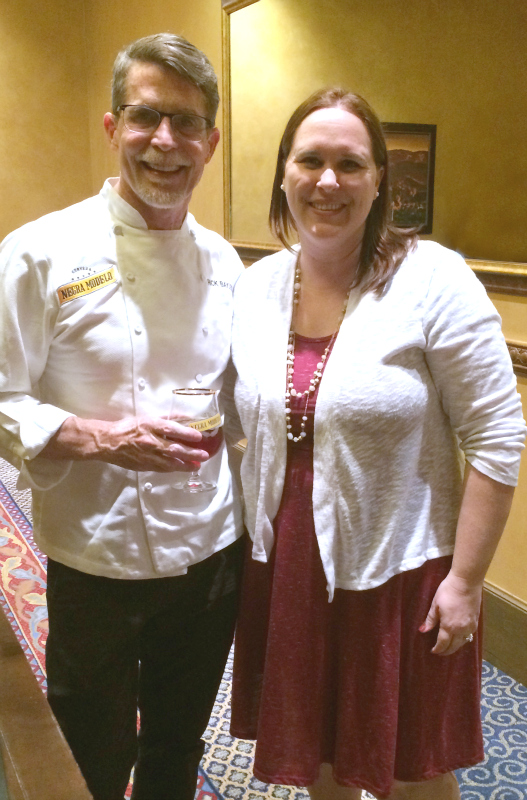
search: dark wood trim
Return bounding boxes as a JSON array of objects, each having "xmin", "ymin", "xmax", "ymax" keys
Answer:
[
  {"xmin": 465, "ymin": 259, "xmax": 527, "ymax": 296},
  {"xmin": 472, "ymin": 269, "xmax": 527, "ymax": 298},
  {"xmin": 483, "ymin": 586, "xmax": 527, "ymax": 686},
  {"xmin": 507, "ymin": 342, "xmax": 527, "ymax": 379},
  {"xmin": 0, "ymin": 607, "xmax": 92, "ymax": 799},
  {"xmin": 233, "ymin": 241, "xmax": 280, "ymax": 265}
]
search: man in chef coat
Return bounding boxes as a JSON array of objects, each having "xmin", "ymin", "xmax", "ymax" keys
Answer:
[{"xmin": 0, "ymin": 33, "xmax": 244, "ymax": 800}]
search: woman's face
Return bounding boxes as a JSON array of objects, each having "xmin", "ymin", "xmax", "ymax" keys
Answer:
[{"xmin": 282, "ymin": 107, "xmax": 384, "ymax": 252}]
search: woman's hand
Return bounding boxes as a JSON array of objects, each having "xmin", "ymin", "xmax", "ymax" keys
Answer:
[
  {"xmin": 420, "ymin": 571, "xmax": 481, "ymax": 656},
  {"xmin": 420, "ymin": 463, "xmax": 515, "ymax": 656}
]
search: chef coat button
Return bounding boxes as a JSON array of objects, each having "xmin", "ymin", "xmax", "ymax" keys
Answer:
[
  {"xmin": 134, "ymin": 326, "xmax": 142, "ymax": 335},
  {"xmin": 202, "ymin": 327, "xmax": 208, "ymax": 336},
  {"xmin": 144, "ymin": 482, "xmax": 152, "ymax": 492},
  {"xmin": 138, "ymin": 378, "xmax": 146, "ymax": 390},
  {"xmin": 195, "ymin": 374, "xmax": 203, "ymax": 383},
  {"xmin": 114, "ymin": 225, "xmax": 124, "ymax": 236},
  {"xmin": 126, "ymin": 273, "xmax": 135, "ymax": 282}
]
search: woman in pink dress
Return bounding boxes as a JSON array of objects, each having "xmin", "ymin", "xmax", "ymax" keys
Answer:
[{"xmin": 229, "ymin": 88, "xmax": 525, "ymax": 799}]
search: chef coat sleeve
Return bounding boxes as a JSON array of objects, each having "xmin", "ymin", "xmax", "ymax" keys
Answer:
[{"xmin": 0, "ymin": 233, "xmax": 74, "ymax": 490}]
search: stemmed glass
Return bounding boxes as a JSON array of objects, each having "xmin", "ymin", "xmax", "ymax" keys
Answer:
[{"xmin": 170, "ymin": 388, "xmax": 222, "ymax": 493}]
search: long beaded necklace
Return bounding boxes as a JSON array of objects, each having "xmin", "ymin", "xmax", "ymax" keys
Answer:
[{"xmin": 285, "ymin": 259, "xmax": 352, "ymax": 443}]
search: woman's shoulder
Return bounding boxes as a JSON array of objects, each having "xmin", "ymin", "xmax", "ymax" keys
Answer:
[
  {"xmin": 235, "ymin": 247, "xmax": 296, "ymax": 292},
  {"xmin": 394, "ymin": 240, "xmax": 475, "ymax": 289},
  {"xmin": 403, "ymin": 239, "xmax": 467, "ymax": 269},
  {"xmin": 391, "ymin": 240, "xmax": 492, "ymax": 321}
]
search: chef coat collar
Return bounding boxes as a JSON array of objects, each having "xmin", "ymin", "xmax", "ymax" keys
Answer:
[{"xmin": 101, "ymin": 178, "xmax": 193, "ymax": 237}]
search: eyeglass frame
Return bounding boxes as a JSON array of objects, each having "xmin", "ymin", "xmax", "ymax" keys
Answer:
[{"xmin": 117, "ymin": 104, "xmax": 213, "ymax": 139}]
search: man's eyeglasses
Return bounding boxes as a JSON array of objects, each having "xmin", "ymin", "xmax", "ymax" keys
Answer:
[{"xmin": 118, "ymin": 105, "xmax": 211, "ymax": 141}]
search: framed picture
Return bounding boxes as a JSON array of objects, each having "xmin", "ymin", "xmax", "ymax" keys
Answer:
[{"xmin": 382, "ymin": 123, "xmax": 436, "ymax": 234}]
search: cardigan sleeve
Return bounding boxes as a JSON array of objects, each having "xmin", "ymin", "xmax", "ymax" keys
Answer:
[{"xmin": 422, "ymin": 248, "xmax": 525, "ymax": 486}]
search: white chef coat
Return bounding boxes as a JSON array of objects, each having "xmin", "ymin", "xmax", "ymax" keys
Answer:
[{"xmin": 0, "ymin": 180, "xmax": 244, "ymax": 578}]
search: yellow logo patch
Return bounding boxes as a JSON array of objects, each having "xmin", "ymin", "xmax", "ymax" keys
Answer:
[
  {"xmin": 187, "ymin": 413, "xmax": 222, "ymax": 432},
  {"xmin": 57, "ymin": 268, "xmax": 117, "ymax": 305}
]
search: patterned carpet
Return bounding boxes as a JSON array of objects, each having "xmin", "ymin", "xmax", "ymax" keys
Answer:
[{"xmin": 1, "ymin": 459, "xmax": 526, "ymax": 800}]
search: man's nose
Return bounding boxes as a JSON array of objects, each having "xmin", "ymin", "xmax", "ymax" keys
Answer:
[
  {"xmin": 150, "ymin": 116, "xmax": 180, "ymax": 149},
  {"xmin": 317, "ymin": 168, "xmax": 339, "ymax": 189}
]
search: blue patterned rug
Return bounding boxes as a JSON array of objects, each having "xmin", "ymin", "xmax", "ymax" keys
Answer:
[
  {"xmin": 456, "ymin": 663, "xmax": 527, "ymax": 799},
  {"xmin": 1, "ymin": 462, "xmax": 526, "ymax": 799},
  {"xmin": 201, "ymin": 650, "xmax": 527, "ymax": 800}
]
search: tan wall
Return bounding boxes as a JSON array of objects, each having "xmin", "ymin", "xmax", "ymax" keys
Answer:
[
  {"xmin": 0, "ymin": 0, "xmax": 92, "ymax": 240},
  {"xmin": 84, "ymin": 0, "xmax": 225, "ymax": 234},
  {"xmin": 229, "ymin": 0, "xmax": 526, "ymax": 262}
]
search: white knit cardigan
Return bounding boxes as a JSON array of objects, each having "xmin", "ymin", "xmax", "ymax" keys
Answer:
[{"xmin": 232, "ymin": 241, "xmax": 526, "ymax": 599}]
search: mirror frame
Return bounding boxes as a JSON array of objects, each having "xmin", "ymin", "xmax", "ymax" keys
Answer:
[
  {"xmin": 220, "ymin": 0, "xmax": 527, "ymax": 375},
  {"xmin": 221, "ymin": 0, "xmax": 266, "ymax": 244}
]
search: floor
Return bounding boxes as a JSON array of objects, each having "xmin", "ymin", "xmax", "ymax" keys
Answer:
[{"xmin": 1, "ymin": 459, "xmax": 526, "ymax": 799}]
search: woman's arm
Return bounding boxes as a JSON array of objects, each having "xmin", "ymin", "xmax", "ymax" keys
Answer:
[{"xmin": 420, "ymin": 463, "xmax": 515, "ymax": 655}]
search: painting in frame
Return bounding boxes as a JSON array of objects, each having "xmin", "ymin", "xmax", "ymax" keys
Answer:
[{"xmin": 383, "ymin": 122, "xmax": 436, "ymax": 234}]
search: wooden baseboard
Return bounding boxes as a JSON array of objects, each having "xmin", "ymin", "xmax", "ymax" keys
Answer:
[{"xmin": 483, "ymin": 586, "xmax": 527, "ymax": 686}]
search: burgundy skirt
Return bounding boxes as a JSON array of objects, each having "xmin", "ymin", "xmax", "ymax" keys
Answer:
[{"xmin": 230, "ymin": 442, "xmax": 484, "ymax": 798}]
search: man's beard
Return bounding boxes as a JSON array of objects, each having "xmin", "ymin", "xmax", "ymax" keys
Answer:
[
  {"xmin": 134, "ymin": 149, "xmax": 190, "ymax": 208},
  {"xmin": 134, "ymin": 181, "xmax": 185, "ymax": 208}
]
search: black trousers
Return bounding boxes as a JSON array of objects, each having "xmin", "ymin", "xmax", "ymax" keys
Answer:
[{"xmin": 45, "ymin": 537, "xmax": 244, "ymax": 800}]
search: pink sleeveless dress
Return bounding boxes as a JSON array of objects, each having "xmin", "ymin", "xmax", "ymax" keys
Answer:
[{"xmin": 230, "ymin": 333, "xmax": 483, "ymax": 799}]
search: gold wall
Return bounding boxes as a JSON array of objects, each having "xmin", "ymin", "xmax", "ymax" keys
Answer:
[
  {"xmin": 229, "ymin": 0, "xmax": 526, "ymax": 262},
  {"xmin": 0, "ymin": 0, "xmax": 92, "ymax": 240}
]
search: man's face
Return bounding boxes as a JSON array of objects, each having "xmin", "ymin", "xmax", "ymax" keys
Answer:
[{"xmin": 104, "ymin": 61, "xmax": 219, "ymax": 229}]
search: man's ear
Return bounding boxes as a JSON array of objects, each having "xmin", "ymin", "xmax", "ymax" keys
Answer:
[
  {"xmin": 205, "ymin": 127, "xmax": 220, "ymax": 164},
  {"xmin": 103, "ymin": 112, "xmax": 120, "ymax": 150}
]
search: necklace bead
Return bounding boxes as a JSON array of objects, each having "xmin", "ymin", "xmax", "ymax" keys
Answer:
[{"xmin": 285, "ymin": 258, "xmax": 352, "ymax": 444}]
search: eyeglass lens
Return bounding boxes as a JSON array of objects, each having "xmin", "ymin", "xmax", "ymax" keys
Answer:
[{"xmin": 123, "ymin": 106, "xmax": 208, "ymax": 139}]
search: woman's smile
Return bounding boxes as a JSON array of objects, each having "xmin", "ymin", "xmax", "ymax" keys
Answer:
[{"xmin": 309, "ymin": 201, "xmax": 347, "ymax": 212}]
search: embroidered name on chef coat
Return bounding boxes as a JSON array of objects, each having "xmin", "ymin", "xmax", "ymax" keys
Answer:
[
  {"xmin": 57, "ymin": 268, "xmax": 117, "ymax": 305},
  {"xmin": 207, "ymin": 279, "xmax": 234, "ymax": 291}
]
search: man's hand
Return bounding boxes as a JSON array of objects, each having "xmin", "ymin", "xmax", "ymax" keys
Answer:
[{"xmin": 41, "ymin": 415, "xmax": 210, "ymax": 472}]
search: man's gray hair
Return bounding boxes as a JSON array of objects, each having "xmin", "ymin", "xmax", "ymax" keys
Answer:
[{"xmin": 111, "ymin": 33, "xmax": 219, "ymax": 124}]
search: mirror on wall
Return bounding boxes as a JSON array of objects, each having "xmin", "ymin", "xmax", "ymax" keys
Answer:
[{"xmin": 222, "ymin": 0, "xmax": 526, "ymax": 266}]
